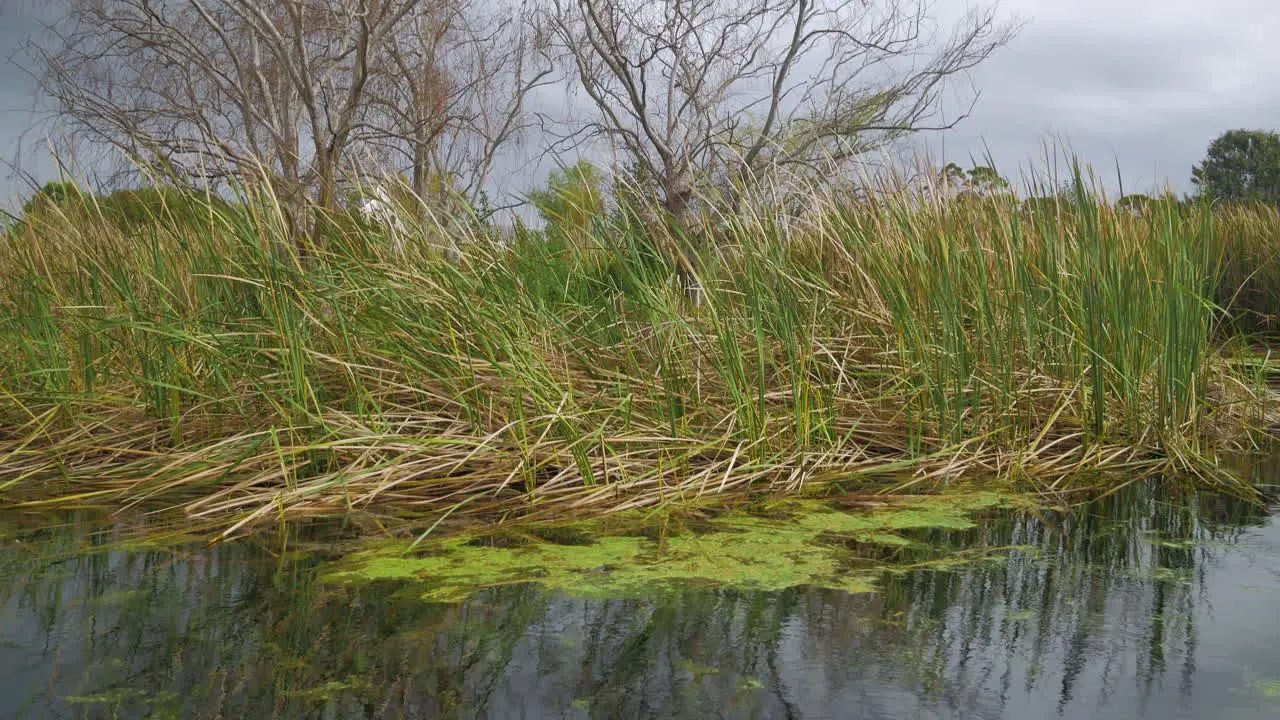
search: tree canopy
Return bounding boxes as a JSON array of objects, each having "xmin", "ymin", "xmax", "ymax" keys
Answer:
[
  {"xmin": 937, "ymin": 163, "xmax": 1011, "ymax": 201},
  {"xmin": 1191, "ymin": 129, "xmax": 1280, "ymax": 205}
]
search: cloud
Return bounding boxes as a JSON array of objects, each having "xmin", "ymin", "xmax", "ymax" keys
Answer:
[
  {"xmin": 933, "ymin": 0, "xmax": 1280, "ymax": 195},
  {"xmin": 0, "ymin": 2, "xmax": 59, "ymax": 211},
  {"xmin": 3, "ymin": 0, "xmax": 1280, "ymax": 206}
]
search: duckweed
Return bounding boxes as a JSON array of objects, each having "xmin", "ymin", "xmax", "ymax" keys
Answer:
[{"xmin": 326, "ymin": 492, "xmax": 1013, "ymax": 602}]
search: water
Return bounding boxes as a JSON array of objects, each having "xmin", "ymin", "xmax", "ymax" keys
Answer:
[{"xmin": 3, "ymin": 485, "xmax": 1280, "ymax": 719}]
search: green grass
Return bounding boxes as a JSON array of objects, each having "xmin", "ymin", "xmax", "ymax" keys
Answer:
[{"xmin": 0, "ymin": 173, "xmax": 1272, "ymax": 536}]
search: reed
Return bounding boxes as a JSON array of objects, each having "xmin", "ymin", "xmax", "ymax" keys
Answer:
[{"xmin": 0, "ymin": 170, "xmax": 1272, "ymax": 536}]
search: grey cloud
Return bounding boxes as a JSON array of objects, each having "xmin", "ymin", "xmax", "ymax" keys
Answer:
[
  {"xmin": 983, "ymin": 26, "xmax": 1226, "ymax": 96},
  {"xmin": 5, "ymin": 0, "xmax": 1280, "ymax": 208},
  {"xmin": 933, "ymin": 2, "xmax": 1280, "ymax": 197},
  {"xmin": 0, "ymin": 1, "xmax": 58, "ymax": 213}
]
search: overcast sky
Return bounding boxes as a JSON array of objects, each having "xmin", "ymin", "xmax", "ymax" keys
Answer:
[
  {"xmin": 933, "ymin": 0, "xmax": 1280, "ymax": 197},
  {"xmin": 2, "ymin": 0, "xmax": 1279, "ymax": 212},
  {"xmin": 0, "ymin": 1, "xmax": 53, "ymax": 215}
]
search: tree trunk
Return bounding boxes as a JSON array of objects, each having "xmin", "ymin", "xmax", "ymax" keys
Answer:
[
  {"xmin": 316, "ymin": 155, "xmax": 341, "ymax": 211},
  {"xmin": 663, "ymin": 175, "xmax": 702, "ymax": 306},
  {"xmin": 412, "ymin": 143, "xmax": 430, "ymax": 220},
  {"xmin": 308, "ymin": 153, "xmax": 342, "ymax": 254}
]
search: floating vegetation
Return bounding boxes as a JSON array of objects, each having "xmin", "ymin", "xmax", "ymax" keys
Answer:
[
  {"xmin": 327, "ymin": 492, "xmax": 1017, "ymax": 602},
  {"xmin": 1245, "ymin": 674, "xmax": 1280, "ymax": 701},
  {"xmin": 1254, "ymin": 680, "xmax": 1280, "ymax": 698},
  {"xmin": 3, "ymin": 481, "xmax": 1277, "ymax": 719}
]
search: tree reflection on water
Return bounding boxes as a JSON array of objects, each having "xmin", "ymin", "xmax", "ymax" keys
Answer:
[{"xmin": 1, "ymin": 481, "xmax": 1276, "ymax": 719}]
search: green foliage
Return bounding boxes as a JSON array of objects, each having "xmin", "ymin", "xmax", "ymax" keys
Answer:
[
  {"xmin": 18, "ymin": 181, "xmax": 89, "ymax": 220},
  {"xmin": 16, "ymin": 182, "xmax": 235, "ymax": 234},
  {"xmin": 939, "ymin": 162, "xmax": 967, "ymax": 188},
  {"xmin": 1117, "ymin": 193, "xmax": 1189, "ymax": 217},
  {"xmin": 938, "ymin": 163, "xmax": 1012, "ymax": 202},
  {"xmin": 100, "ymin": 187, "xmax": 233, "ymax": 229},
  {"xmin": 964, "ymin": 165, "xmax": 1010, "ymax": 194},
  {"xmin": 1192, "ymin": 129, "xmax": 1280, "ymax": 205},
  {"xmin": 1020, "ymin": 196, "xmax": 1063, "ymax": 216},
  {"xmin": 528, "ymin": 161, "xmax": 607, "ymax": 240},
  {"xmin": 1117, "ymin": 194, "xmax": 1154, "ymax": 214}
]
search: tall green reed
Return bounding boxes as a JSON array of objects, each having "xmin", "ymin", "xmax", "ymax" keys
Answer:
[{"xmin": 0, "ymin": 166, "xmax": 1268, "ymax": 526}]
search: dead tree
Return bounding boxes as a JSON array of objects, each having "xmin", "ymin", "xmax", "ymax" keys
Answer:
[
  {"xmin": 36, "ymin": 1, "xmax": 442, "ymax": 214},
  {"xmin": 541, "ymin": 0, "xmax": 1020, "ymax": 228},
  {"xmin": 361, "ymin": 0, "xmax": 554, "ymax": 214}
]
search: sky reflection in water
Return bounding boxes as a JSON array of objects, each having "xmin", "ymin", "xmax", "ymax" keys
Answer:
[{"xmin": 2, "ymin": 483, "xmax": 1279, "ymax": 719}]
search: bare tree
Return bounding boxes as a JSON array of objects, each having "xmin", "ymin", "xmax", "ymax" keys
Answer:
[
  {"xmin": 30, "ymin": 0, "xmax": 549, "ymax": 239},
  {"xmin": 34, "ymin": 1, "xmax": 435, "ymax": 213},
  {"xmin": 541, "ymin": 0, "xmax": 1019, "ymax": 227},
  {"xmin": 361, "ymin": 0, "xmax": 554, "ymax": 213}
]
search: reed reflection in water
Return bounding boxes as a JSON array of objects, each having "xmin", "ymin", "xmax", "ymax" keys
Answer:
[{"xmin": 2, "ymin": 483, "xmax": 1278, "ymax": 719}]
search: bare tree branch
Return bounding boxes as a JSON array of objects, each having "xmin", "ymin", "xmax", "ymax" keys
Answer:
[
  {"xmin": 28, "ymin": 0, "xmax": 548, "ymax": 231},
  {"xmin": 541, "ymin": 0, "xmax": 1020, "ymax": 224},
  {"xmin": 360, "ymin": 0, "xmax": 554, "ymax": 210}
]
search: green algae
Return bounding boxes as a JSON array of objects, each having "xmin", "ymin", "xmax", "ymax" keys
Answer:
[
  {"xmin": 677, "ymin": 659, "xmax": 721, "ymax": 678},
  {"xmin": 113, "ymin": 531, "xmax": 206, "ymax": 552},
  {"xmin": 326, "ymin": 492, "xmax": 1015, "ymax": 603},
  {"xmin": 285, "ymin": 678, "xmax": 370, "ymax": 701},
  {"xmin": 1244, "ymin": 674, "xmax": 1280, "ymax": 702},
  {"xmin": 739, "ymin": 677, "xmax": 766, "ymax": 691},
  {"xmin": 65, "ymin": 689, "xmax": 148, "ymax": 705},
  {"xmin": 1254, "ymin": 680, "xmax": 1280, "ymax": 698}
]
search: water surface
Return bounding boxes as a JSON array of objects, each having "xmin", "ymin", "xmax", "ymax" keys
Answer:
[{"xmin": 3, "ymin": 484, "xmax": 1279, "ymax": 719}]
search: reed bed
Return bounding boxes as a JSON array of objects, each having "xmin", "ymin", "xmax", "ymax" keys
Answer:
[
  {"xmin": 1212, "ymin": 202, "xmax": 1280, "ymax": 335},
  {"xmin": 0, "ymin": 177, "xmax": 1273, "ymax": 536}
]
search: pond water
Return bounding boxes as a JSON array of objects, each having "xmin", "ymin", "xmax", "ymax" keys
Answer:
[{"xmin": 3, "ymin": 482, "xmax": 1280, "ymax": 719}]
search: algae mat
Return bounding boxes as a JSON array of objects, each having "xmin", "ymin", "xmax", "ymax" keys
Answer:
[{"xmin": 327, "ymin": 492, "xmax": 1023, "ymax": 602}]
